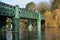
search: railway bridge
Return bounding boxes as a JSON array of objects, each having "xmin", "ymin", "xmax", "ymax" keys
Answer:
[{"xmin": 0, "ymin": 2, "xmax": 45, "ymax": 40}]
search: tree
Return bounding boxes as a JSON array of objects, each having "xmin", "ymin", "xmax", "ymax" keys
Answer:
[
  {"xmin": 44, "ymin": 7, "xmax": 60, "ymax": 28},
  {"xmin": 52, "ymin": 0, "xmax": 60, "ymax": 10},
  {"xmin": 37, "ymin": 1, "xmax": 51, "ymax": 13},
  {"xmin": 44, "ymin": 0, "xmax": 60, "ymax": 28},
  {"xmin": 26, "ymin": 1, "xmax": 52, "ymax": 13},
  {"xmin": 26, "ymin": 2, "xmax": 36, "ymax": 11},
  {"xmin": 44, "ymin": 10, "xmax": 54, "ymax": 27}
]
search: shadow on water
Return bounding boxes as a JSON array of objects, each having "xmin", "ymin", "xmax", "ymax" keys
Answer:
[
  {"xmin": 0, "ymin": 16, "xmax": 6, "ymax": 40},
  {"xmin": 41, "ymin": 20, "xmax": 45, "ymax": 40}
]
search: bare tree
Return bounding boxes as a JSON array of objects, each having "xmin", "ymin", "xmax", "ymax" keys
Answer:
[
  {"xmin": 52, "ymin": 0, "xmax": 60, "ymax": 10},
  {"xmin": 37, "ymin": 1, "xmax": 51, "ymax": 13}
]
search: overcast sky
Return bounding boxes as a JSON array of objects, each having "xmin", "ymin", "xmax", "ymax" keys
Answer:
[{"xmin": 0, "ymin": 0, "xmax": 51, "ymax": 8}]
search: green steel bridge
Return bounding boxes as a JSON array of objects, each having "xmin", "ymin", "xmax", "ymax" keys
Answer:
[{"xmin": 0, "ymin": 2, "xmax": 45, "ymax": 40}]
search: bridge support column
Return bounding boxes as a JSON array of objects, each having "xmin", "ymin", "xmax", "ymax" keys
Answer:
[
  {"xmin": 12, "ymin": 18, "xmax": 20, "ymax": 40},
  {"xmin": 12, "ymin": 5, "xmax": 20, "ymax": 40},
  {"xmin": 37, "ymin": 13, "xmax": 41, "ymax": 40}
]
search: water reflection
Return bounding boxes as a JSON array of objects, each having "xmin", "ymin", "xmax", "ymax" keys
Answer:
[
  {"xmin": 19, "ymin": 29, "xmax": 37, "ymax": 40},
  {"xmin": 0, "ymin": 19, "xmax": 39, "ymax": 40},
  {"xmin": 19, "ymin": 19, "xmax": 38, "ymax": 40}
]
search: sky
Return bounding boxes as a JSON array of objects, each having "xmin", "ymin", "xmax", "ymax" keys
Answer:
[{"xmin": 0, "ymin": 0, "xmax": 51, "ymax": 8}]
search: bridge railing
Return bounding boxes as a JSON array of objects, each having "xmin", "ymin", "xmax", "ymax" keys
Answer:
[
  {"xmin": 0, "ymin": 2, "xmax": 15, "ymax": 16},
  {"xmin": 19, "ymin": 8, "xmax": 39, "ymax": 19},
  {"xmin": 0, "ymin": 2, "xmax": 15, "ymax": 10}
]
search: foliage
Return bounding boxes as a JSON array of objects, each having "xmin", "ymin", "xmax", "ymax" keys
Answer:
[
  {"xmin": 37, "ymin": 2, "xmax": 49, "ymax": 12},
  {"xmin": 26, "ymin": 1, "xmax": 51, "ymax": 13},
  {"xmin": 44, "ymin": 8, "xmax": 60, "ymax": 28},
  {"xmin": 52, "ymin": 0, "xmax": 60, "ymax": 10},
  {"xmin": 26, "ymin": 2, "xmax": 36, "ymax": 11}
]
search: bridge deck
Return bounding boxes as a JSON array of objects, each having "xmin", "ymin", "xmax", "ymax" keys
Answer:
[{"xmin": 0, "ymin": 2, "xmax": 45, "ymax": 19}]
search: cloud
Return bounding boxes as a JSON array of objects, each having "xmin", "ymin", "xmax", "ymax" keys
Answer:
[
  {"xmin": 1, "ymin": 0, "xmax": 50, "ymax": 8},
  {"xmin": 11, "ymin": 0, "xmax": 40, "ymax": 8}
]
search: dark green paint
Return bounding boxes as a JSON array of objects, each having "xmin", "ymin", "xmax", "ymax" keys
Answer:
[{"xmin": 0, "ymin": 2, "xmax": 45, "ymax": 40}]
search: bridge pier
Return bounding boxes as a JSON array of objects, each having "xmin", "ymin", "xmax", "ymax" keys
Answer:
[
  {"xmin": 12, "ymin": 5, "xmax": 20, "ymax": 40},
  {"xmin": 37, "ymin": 13, "xmax": 41, "ymax": 40},
  {"xmin": 12, "ymin": 18, "xmax": 20, "ymax": 40}
]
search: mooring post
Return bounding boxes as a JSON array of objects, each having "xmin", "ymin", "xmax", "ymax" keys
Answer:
[
  {"xmin": 12, "ymin": 5, "xmax": 20, "ymax": 40},
  {"xmin": 37, "ymin": 13, "xmax": 41, "ymax": 40}
]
